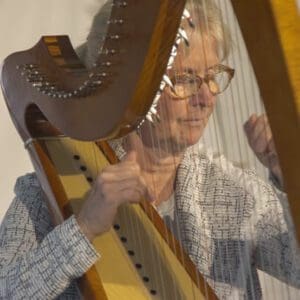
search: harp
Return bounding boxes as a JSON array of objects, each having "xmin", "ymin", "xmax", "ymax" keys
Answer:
[{"xmin": 1, "ymin": 0, "xmax": 299, "ymax": 299}]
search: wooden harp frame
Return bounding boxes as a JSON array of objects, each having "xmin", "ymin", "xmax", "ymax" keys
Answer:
[{"xmin": 231, "ymin": 0, "xmax": 300, "ymax": 243}]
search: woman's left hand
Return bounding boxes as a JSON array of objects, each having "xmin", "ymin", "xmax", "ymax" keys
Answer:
[{"xmin": 244, "ymin": 113, "xmax": 283, "ymax": 187}]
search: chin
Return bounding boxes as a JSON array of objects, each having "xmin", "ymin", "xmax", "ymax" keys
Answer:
[
  {"xmin": 185, "ymin": 137, "xmax": 201, "ymax": 147},
  {"xmin": 184, "ymin": 125, "xmax": 204, "ymax": 144},
  {"xmin": 180, "ymin": 131, "xmax": 203, "ymax": 147}
]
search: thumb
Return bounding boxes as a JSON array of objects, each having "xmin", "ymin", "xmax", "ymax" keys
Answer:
[{"xmin": 123, "ymin": 150, "xmax": 137, "ymax": 162}]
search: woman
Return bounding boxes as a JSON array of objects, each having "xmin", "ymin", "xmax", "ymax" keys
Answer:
[{"xmin": 0, "ymin": 0, "xmax": 299, "ymax": 299}]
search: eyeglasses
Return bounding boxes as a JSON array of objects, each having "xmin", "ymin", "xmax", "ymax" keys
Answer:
[{"xmin": 166, "ymin": 64, "xmax": 235, "ymax": 99}]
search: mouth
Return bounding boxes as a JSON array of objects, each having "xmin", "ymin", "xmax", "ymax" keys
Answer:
[{"xmin": 179, "ymin": 118, "xmax": 205, "ymax": 126}]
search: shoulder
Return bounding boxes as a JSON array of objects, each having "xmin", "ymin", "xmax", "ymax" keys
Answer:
[
  {"xmin": 13, "ymin": 172, "xmax": 46, "ymax": 210},
  {"xmin": 13, "ymin": 172, "xmax": 50, "ymax": 215},
  {"xmin": 0, "ymin": 173, "xmax": 53, "ymax": 249},
  {"xmin": 14, "ymin": 172, "xmax": 41, "ymax": 195},
  {"xmin": 12, "ymin": 173, "xmax": 53, "ymax": 235},
  {"xmin": 181, "ymin": 143, "xmax": 278, "ymax": 203}
]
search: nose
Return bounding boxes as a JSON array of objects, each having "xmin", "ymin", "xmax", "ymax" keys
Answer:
[{"xmin": 189, "ymin": 83, "xmax": 215, "ymax": 107}]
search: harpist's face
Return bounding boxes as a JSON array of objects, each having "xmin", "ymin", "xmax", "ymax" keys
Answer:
[{"xmin": 144, "ymin": 31, "xmax": 220, "ymax": 153}]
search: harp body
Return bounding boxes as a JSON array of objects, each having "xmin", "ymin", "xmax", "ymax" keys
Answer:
[
  {"xmin": 34, "ymin": 137, "xmax": 215, "ymax": 299},
  {"xmin": 1, "ymin": 0, "xmax": 299, "ymax": 299}
]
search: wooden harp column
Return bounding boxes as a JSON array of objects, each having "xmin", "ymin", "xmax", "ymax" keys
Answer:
[{"xmin": 231, "ymin": 0, "xmax": 300, "ymax": 243}]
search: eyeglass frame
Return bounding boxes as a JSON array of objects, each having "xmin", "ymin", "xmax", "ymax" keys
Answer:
[{"xmin": 165, "ymin": 64, "xmax": 235, "ymax": 100}]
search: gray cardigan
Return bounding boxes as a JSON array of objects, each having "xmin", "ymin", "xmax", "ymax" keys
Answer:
[{"xmin": 0, "ymin": 144, "xmax": 299, "ymax": 299}]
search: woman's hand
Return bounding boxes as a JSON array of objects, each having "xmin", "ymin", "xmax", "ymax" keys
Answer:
[
  {"xmin": 244, "ymin": 113, "xmax": 283, "ymax": 187},
  {"xmin": 76, "ymin": 151, "xmax": 152, "ymax": 241}
]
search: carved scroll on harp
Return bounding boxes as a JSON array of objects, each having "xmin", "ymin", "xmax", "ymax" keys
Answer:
[
  {"xmin": 0, "ymin": 0, "xmax": 219, "ymax": 299},
  {"xmin": 1, "ymin": 1, "xmax": 189, "ymax": 142}
]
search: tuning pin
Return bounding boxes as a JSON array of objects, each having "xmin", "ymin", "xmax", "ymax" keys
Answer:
[
  {"xmin": 118, "ymin": 1, "xmax": 128, "ymax": 8},
  {"xmin": 182, "ymin": 9, "xmax": 195, "ymax": 28},
  {"xmin": 108, "ymin": 19, "xmax": 124, "ymax": 25},
  {"xmin": 109, "ymin": 35, "xmax": 121, "ymax": 40},
  {"xmin": 32, "ymin": 82, "xmax": 43, "ymax": 87},
  {"xmin": 102, "ymin": 61, "xmax": 112, "ymax": 67},
  {"xmin": 93, "ymin": 80, "xmax": 103, "ymax": 86},
  {"xmin": 163, "ymin": 75, "xmax": 174, "ymax": 88}
]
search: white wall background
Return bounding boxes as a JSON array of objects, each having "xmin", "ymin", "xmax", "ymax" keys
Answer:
[{"xmin": 0, "ymin": 0, "xmax": 298, "ymax": 299}]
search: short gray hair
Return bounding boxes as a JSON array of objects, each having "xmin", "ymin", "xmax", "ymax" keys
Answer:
[
  {"xmin": 77, "ymin": 0, "xmax": 231, "ymax": 67},
  {"xmin": 186, "ymin": 0, "xmax": 232, "ymax": 60}
]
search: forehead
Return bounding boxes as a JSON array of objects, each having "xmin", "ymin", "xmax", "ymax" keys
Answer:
[{"xmin": 172, "ymin": 30, "xmax": 219, "ymax": 73}]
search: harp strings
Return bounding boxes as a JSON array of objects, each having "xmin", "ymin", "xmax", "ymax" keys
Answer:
[
  {"xmin": 216, "ymin": 2, "xmax": 257, "ymax": 294},
  {"xmin": 134, "ymin": 40, "xmax": 187, "ymax": 296},
  {"xmin": 87, "ymin": 0, "xmax": 285, "ymax": 298},
  {"xmin": 72, "ymin": 0, "xmax": 295, "ymax": 298},
  {"xmin": 216, "ymin": 1, "xmax": 293, "ymax": 299},
  {"xmin": 152, "ymin": 0, "xmax": 293, "ymax": 298},
  {"xmin": 215, "ymin": 1, "xmax": 268, "ymax": 297},
  {"xmin": 219, "ymin": 10, "xmax": 271, "ymax": 294},
  {"xmin": 186, "ymin": 0, "xmax": 223, "ymax": 294},
  {"xmin": 128, "ymin": 2, "xmax": 203, "ymax": 295},
  {"xmin": 136, "ymin": 125, "xmax": 174, "ymax": 299},
  {"xmin": 201, "ymin": 0, "xmax": 234, "ymax": 291}
]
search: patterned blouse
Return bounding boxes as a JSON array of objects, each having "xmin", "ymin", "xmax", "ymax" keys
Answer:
[{"xmin": 0, "ymin": 143, "xmax": 299, "ymax": 299}]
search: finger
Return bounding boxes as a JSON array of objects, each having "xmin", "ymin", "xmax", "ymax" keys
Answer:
[
  {"xmin": 120, "ymin": 183, "xmax": 153, "ymax": 204},
  {"xmin": 252, "ymin": 124, "xmax": 272, "ymax": 153},
  {"xmin": 244, "ymin": 113, "xmax": 257, "ymax": 133},
  {"xmin": 122, "ymin": 150, "xmax": 137, "ymax": 163},
  {"xmin": 252, "ymin": 115, "xmax": 270, "ymax": 140},
  {"xmin": 99, "ymin": 165, "xmax": 141, "ymax": 182},
  {"xmin": 122, "ymin": 176, "xmax": 150, "ymax": 198},
  {"xmin": 101, "ymin": 159, "xmax": 140, "ymax": 175},
  {"xmin": 119, "ymin": 188, "xmax": 142, "ymax": 204},
  {"xmin": 100, "ymin": 175, "xmax": 149, "ymax": 198},
  {"xmin": 118, "ymin": 177, "xmax": 153, "ymax": 204},
  {"xmin": 266, "ymin": 138, "xmax": 277, "ymax": 154},
  {"xmin": 246, "ymin": 114, "xmax": 269, "ymax": 145},
  {"xmin": 138, "ymin": 175, "xmax": 155, "ymax": 202}
]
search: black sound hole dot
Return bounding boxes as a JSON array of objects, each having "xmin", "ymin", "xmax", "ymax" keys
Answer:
[
  {"xmin": 113, "ymin": 224, "xmax": 120, "ymax": 230},
  {"xmin": 73, "ymin": 155, "xmax": 80, "ymax": 160},
  {"xmin": 143, "ymin": 276, "xmax": 149, "ymax": 282},
  {"xmin": 135, "ymin": 263, "xmax": 142, "ymax": 269},
  {"xmin": 120, "ymin": 236, "xmax": 127, "ymax": 243},
  {"xmin": 80, "ymin": 166, "xmax": 87, "ymax": 171},
  {"xmin": 150, "ymin": 290, "xmax": 157, "ymax": 295},
  {"xmin": 86, "ymin": 177, "xmax": 93, "ymax": 183},
  {"xmin": 128, "ymin": 250, "xmax": 135, "ymax": 256}
]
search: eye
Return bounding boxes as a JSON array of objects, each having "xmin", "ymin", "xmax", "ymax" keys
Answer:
[{"xmin": 174, "ymin": 74, "xmax": 197, "ymax": 84}]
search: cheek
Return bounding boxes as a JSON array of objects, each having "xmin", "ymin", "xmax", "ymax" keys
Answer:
[
  {"xmin": 155, "ymin": 97, "xmax": 215, "ymax": 143},
  {"xmin": 158, "ymin": 98, "xmax": 186, "ymax": 121}
]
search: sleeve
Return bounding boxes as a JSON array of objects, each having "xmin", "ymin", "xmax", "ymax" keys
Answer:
[
  {"xmin": 0, "ymin": 174, "xmax": 100, "ymax": 300},
  {"xmin": 215, "ymin": 154, "xmax": 300, "ymax": 288},
  {"xmin": 252, "ymin": 181, "xmax": 300, "ymax": 288}
]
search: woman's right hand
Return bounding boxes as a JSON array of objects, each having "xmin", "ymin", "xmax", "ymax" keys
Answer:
[{"xmin": 76, "ymin": 151, "xmax": 151, "ymax": 241}]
